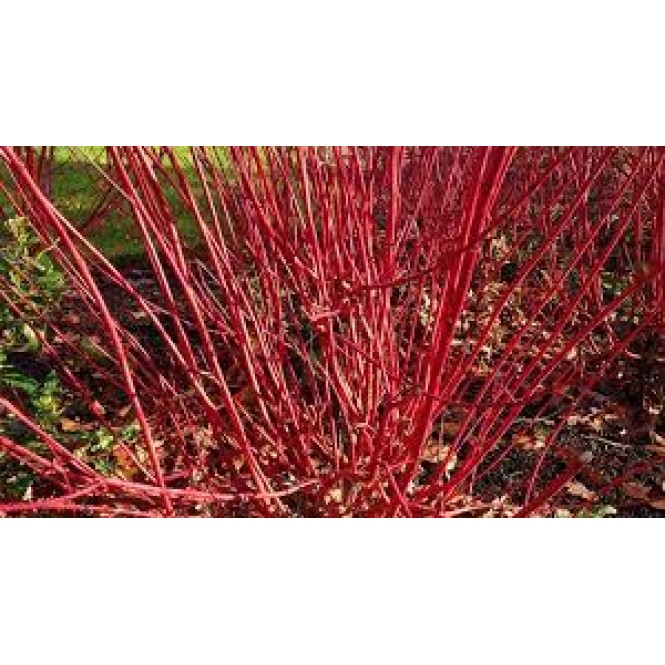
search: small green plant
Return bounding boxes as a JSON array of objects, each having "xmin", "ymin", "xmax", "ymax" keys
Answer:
[
  {"xmin": 577, "ymin": 505, "xmax": 618, "ymax": 518},
  {"xmin": 554, "ymin": 505, "xmax": 617, "ymax": 518},
  {"xmin": 1, "ymin": 217, "xmax": 117, "ymax": 500},
  {"xmin": 1, "ymin": 216, "xmax": 65, "ymax": 358},
  {"xmin": 0, "ymin": 217, "xmax": 65, "ymax": 304},
  {"xmin": 1, "ymin": 216, "xmax": 65, "ymax": 410}
]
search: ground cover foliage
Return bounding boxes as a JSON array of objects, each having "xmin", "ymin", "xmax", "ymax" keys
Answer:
[{"xmin": 0, "ymin": 146, "xmax": 663, "ymax": 517}]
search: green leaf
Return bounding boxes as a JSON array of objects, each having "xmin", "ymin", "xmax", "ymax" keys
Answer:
[
  {"xmin": 21, "ymin": 323, "xmax": 41, "ymax": 352},
  {"xmin": 1, "ymin": 370, "xmax": 39, "ymax": 395}
]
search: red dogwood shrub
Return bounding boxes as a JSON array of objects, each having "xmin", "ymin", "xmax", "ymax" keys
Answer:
[{"xmin": 0, "ymin": 146, "xmax": 663, "ymax": 516}]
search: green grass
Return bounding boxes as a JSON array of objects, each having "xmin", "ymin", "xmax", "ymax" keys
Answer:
[
  {"xmin": 52, "ymin": 147, "xmax": 200, "ymax": 262},
  {"xmin": 2, "ymin": 147, "xmax": 231, "ymax": 265}
]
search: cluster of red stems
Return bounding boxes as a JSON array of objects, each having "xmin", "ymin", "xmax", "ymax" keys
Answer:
[{"xmin": 0, "ymin": 146, "xmax": 663, "ymax": 517}]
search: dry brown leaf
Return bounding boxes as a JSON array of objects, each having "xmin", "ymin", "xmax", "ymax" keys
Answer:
[
  {"xmin": 513, "ymin": 432, "xmax": 533, "ymax": 449},
  {"xmin": 441, "ymin": 421, "xmax": 461, "ymax": 438},
  {"xmin": 649, "ymin": 431, "xmax": 665, "ymax": 446},
  {"xmin": 60, "ymin": 418, "xmax": 95, "ymax": 433},
  {"xmin": 566, "ymin": 480, "xmax": 596, "ymax": 501},
  {"xmin": 90, "ymin": 400, "xmax": 106, "ymax": 417},
  {"xmin": 589, "ymin": 416, "xmax": 605, "ymax": 433},
  {"xmin": 193, "ymin": 427, "xmax": 214, "ymax": 449},
  {"xmin": 118, "ymin": 405, "xmax": 133, "ymax": 419},
  {"xmin": 648, "ymin": 498, "xmax": 665, "ymax": 511},
  {"xmin": 513, "ymin": 430, "xmax": 546, "ymax": 451},
  {"xmin": 326, "ymin": 488, "xmax": 343, "ymax": 504},
  {"xmin": 113, "ymin": 445, "xmax": 139, "ymax": 480},
  {"xmin": 60, "ymin": 418, "xmax": 79, "ymax": 432},
  {"xmin": 622, "ymin": 482, "xmax": 651, "ymax": 501},
  {"xmin": 423, "ymin": 441, "xmax": 448, "ymax": 463},
  {"xmin": 61, "ymin": 312, "xmax": 80, "ymax": 325},
  {"xmin": 423, "ymin": 442, "xmax": 457, "ymax": 473},
  {"xmin": 603, "ymin": 408, "xmax": 624, "ymax": 423}
]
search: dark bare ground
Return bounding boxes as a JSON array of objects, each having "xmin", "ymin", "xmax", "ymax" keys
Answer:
[{"xmin": 6, "ymin": 258, "xmax": 663, "ymax": 517}]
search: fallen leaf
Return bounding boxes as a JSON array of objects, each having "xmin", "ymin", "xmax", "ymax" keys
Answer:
[
  {"xmin": 513, "ymin": 431, "xmax": 534, "ymax": 449},
  {"xmin": 566, "ymin": 480, "xmax": 596, "ymax": 501},
  {"xmin": 60, "ymin": 418, "xmax": 95, "ymax": 433},
  {"xmin": 649, "ymin": 431, "xmax": 665, "ymax": 447},
  {"xmin": 441, "ymin": 421, "xmax": 461, "ymax": 438},
  {"xmin": 90, "ymin": 401, "xmax": 106, "ymax": 417},
  {"xmin": 648, "ymin": 497, "xmax": 665, "ymax": 511},
  {"xmin": 117, "ymin": 405, "xmax": 133, "ymax": 419},
  {"xmin": 193, "ymin": 427, "xmax": 214, "ymax": 449},
  {"xmin": 423, "ymin": 441, "xmax": 448, "ymax": 463},
  {"xmin": 61, "ymin": 313, "xmax": 80, "ymax": 325},
  {"xmin": 513, "ymin": 429, "xmax": 547, "ymax": 451},
  {"xmin": 589, "ymin": 416, "xmax": 604, "ymax": 433},
  {"xmin": 113, "ymin": 446, "xmax": 139, "ymax": 480},
  {"xmin": 327, "ymin": 488, "xmax": 343, "ymax": 504},
  {"xmin": 622, "ymin": 482, "xmax": 651, "ymax": 501},
  {"xmin": 423, "ymin": 442, "xmax": 457, "ymax": 472}
]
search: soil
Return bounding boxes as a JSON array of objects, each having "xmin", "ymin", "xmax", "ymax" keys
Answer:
[{"xmin": 6, "ymin": 256, "xmax": 664, "ymax": 517}]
